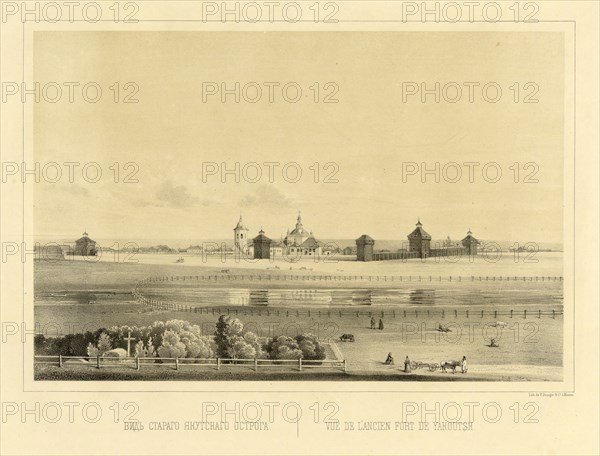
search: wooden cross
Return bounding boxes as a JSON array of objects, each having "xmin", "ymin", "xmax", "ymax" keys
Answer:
[{"xmin": 124, "ymin": 331, "xmax": 135, "ymax": 358}]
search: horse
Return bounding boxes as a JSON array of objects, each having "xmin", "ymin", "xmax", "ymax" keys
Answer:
[{"xmin": 440, "ymin": 360, "xmax": 461, "ymax": 373}]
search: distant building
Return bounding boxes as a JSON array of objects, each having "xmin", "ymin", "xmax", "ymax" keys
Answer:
[
  {"xmin": 356, "ymin": 235, "xmax": 375, "ymax": 261},
  {"xmin": 322, "ymin": 244, "xmax": 338, "ymax": 256},
  {"xmin": 270, "ymin": 239, "xmax": 285, "ymax": 257},
  {"xmin": 407, "ymin": 219, "xmax": 431, "ymax": 258},
  {"xmin": 253, "ymin": 229, "xmax": 272, "ymax": 259},
  {"xmin": 188, "ymin": 245, "xmax": 203, "ymax": 254},
  {"xmin": 233, "ymin": 212, "xmax": 323, "ymax": 258},
  {"xmin": 461, "ymin": 229, "xmax": 479, "ymax": 255},
  {"xmin": 357, "ymin": 221, "xmax": 479, "ymax": 261},
  {"xmin": 74, "ymin": 232, "xmax": 96, "ymax": 256},
  {"xmin": 233, "ymin": 215, "xmax": 249, "ymax": 255},
  {"xmin": 282, "ymin": 212, "xmax": 322, "ymax": 257},
  {"xmin": 342, "ymin": 246, "xmax": 355, "ymax": 256}
]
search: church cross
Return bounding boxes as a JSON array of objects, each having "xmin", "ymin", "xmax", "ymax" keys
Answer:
[{"xmin": 124, "ymin": 331, "xmax": 136, "ymax": 357}]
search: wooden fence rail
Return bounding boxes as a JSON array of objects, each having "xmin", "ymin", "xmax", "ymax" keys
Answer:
[
  {"xmin": 34, "ymin": 356, "xmax": 347, "ymax": 372},
  {"xmin": 135, "ymin": 274, "xmax": 563, "ymax": 284},
  {"xmin": 130, "ymin": 297, "xmax": 565, "ymax": 320}
]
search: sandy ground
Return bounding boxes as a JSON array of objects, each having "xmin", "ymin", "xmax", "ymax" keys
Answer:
[
  {"xmin": 56, "ymin": 251, "xmax": 563, "ymax": 277},
  {"xmin": 34, "ymin": 304, "xmax": 563, "ymax": 381},
  {"xmin": 34, "ymin": 254, "xmax": 564, "ymax": 381}
]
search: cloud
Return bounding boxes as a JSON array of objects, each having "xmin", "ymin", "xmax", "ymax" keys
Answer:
[
  {"xmin": 154, "ymin": 181, "xmax": 206, "ymax": 208},
  {"xmin": 240, "ymin": 185, "xmax": 294, "ymax": 207}
]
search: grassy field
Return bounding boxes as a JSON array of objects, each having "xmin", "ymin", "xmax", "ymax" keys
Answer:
[{"xmin": 34, "ymin": 365, "xmax": 496, "ymax": 381}]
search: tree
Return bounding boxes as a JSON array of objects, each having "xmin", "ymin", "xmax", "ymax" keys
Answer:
[
  {"xmin": 228, "ymin": 335, "xmax": 257, "ymax": 360},
  {"xmin": 69, "ymin": 333, "xmax": 92, "ymax": 356},
  {"xmin": 87, "ymin": 332, "xmax": 112, "ymax": 357},
  {"xmin": 34, "ymin": 334, "xmax": 46, "ymax": 355},
  {"xmin": 296, "ymin": 333, "xmax": 326, "ymax": 360},
  {"xmin": 157, "ymin": 330, "xmax": 186, "ymax": 359},
  {"xmin": 148, "ymin": 321, "xmax": 166, "ymax": 350},
  {"xmin": 243, "ymin": 332, "xmax": 266, "ymax": 359},
  {"xmin": 134, "ymin": 338, "xmax": 156, "ymax": 358},
  {"xmin": 214, "ymin": 315, "xmax": 244, "ymax": 358},
  {"xmin": 97, "ymin": 333, "xmax": 112, "ymax": 353},
  {"xmin": 267, "ymin": 336, "xmax": 303, "ymax": 360}
]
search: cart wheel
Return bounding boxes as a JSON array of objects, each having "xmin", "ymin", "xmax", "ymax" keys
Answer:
[
  {"xmin": 410, "ymin": 361, "xmax": 418, "ymax": 370},
  {"xmin": 428, "ymin": 364, "xmax": 438, "ymax": 372}
]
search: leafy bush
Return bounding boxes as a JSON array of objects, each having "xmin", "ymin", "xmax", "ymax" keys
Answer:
[
  {"xmin": 296, "ymin": 333, "xmax": 326, "ymax": 360},
  {"xmin": 214, "ymin": 315, "xmax": 265, "ymax": 360},
  {"xmin": 134, "ymin": 338, "xmax": 156, "ymax": 358},
  {"xmin": 157, "ymin": 330, "xmax": 187, "ymax": 359},
  {"xmin": 87, "ymin": 332, "xmax": 113, "ymax": 357},
  {"xmin": 35, "ymin": 317, "xmax": 324, "ymax": 363},
  {"xmin": 267, "ymin": 336, "xmax": 303, "ymax": 360}
]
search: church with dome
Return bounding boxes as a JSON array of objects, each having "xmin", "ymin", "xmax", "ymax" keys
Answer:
[
  {"xmin": 281, "ymin": 212, "xmax": 322, "ymax": 257},
  {"xmin": 233, "ymin": 212, "xmax": 322, "ymax": 258}
]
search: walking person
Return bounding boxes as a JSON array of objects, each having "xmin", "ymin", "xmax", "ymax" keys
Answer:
[
  {"xmin": 370, "ymin": 317, "xmax": 376, "ymax": 330},
  {"xmin": 379, "ymin": 318, "xmax": 384, "ymax": 330},
  {"xmin": 461, "ymin": 356, "xmax": 468, "ymax": 374}
]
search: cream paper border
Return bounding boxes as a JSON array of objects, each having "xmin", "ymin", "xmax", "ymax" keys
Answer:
[{"xmin": 1, "ymin": 2, "xmax": 598, "ymax": 455}]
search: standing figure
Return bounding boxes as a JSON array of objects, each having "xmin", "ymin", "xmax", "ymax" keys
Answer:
[
  {"xmin": 379, "ymin": 319, "xmax": 384, "ymax": 330},
  {"xmin": 370, "ymin": 317, "xmax": 376, "ymax": 329},
  {"xmin": 404, "ymin": 356, "xmax": 411, "ymax": 373},
  {"xmin": 461, "ymin": 356, "xmax": 468, "ymax": 374}
]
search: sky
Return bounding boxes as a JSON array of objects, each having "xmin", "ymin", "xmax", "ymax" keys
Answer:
[{"xmin": 33, "ymin": 31, "xmax": 565, "ymax": 244}]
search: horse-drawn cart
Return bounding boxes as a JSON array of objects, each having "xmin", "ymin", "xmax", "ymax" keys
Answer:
[{"xmin": 410, "ymin": 361, "xmax": 440, "ymax": 372}]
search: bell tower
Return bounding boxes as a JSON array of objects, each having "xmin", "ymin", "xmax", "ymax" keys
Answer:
[{"xmin": 233, "ymin": 215, "xmax": 249, "ymax": 255}]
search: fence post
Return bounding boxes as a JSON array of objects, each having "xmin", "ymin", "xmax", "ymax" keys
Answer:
[
  {"xmin": 254, "ymin": 358, "xmax": 258, "ymax": 372},
  {"xmin": 343, "ymin": 359, "xmax": 347, "ymax": 373},
  {"xmin": 175, "ymin": 358, "xmax": 179, "ymax": 371},
  {"xmin": 552, "ymin": 310, "xmax": 555, "ymax": 319},
  {"xmin": 136, "ymin": 356, "xmax": 140, "ymax": 371},
  {"xmin": 96, "ymin": 355, "xmax": 100, "ymax": 369},
  {"xmin": 538, "ymin": 310, "xmax": 541, "ymax": 319},
  {"xmin": 59, "ymin": 354, "xmax": 63, "ymax": 368},
  {"xmin": 299, "ymin": 358, "xmax": 302, "ymax": 371},
  {"xmin": 524, "ymin": 310, "xmax": 527, "ymax": 319},
  {"xmin": 217, "ymin": 358, "xmax": 220, "ymax": 370}
]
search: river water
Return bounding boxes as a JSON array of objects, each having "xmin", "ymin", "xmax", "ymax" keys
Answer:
[{"xmin": 139, "ymin": 283, "xmax": 563, "ymax": 308}]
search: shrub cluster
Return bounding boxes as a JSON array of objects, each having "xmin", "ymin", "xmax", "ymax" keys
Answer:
[{"xmin": 35, "ymin": 316, "xmax": 326, "ymax": 361}]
